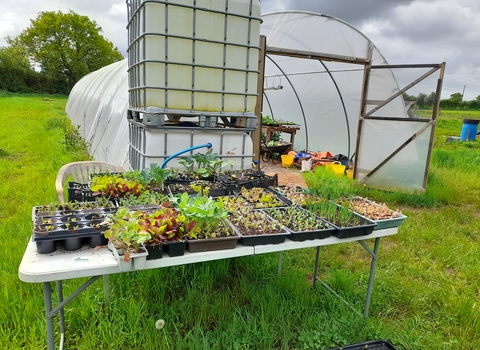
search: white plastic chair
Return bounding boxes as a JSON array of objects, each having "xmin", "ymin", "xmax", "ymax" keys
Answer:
[{"xmin": 55, "ymin": 161, "xmax": 124, "ymax": 203}]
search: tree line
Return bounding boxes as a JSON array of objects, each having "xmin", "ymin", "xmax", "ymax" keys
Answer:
[
  {"xmin": 2, "ymin": 10, "xmax": 480, "ymax": 108},
  {"xmin": 0, "ymin": 10, "xmax": 123, "ymax": 95},
  {"xmin": 404, "ymin": 92, "xmax": 480, "ymax": 110}
]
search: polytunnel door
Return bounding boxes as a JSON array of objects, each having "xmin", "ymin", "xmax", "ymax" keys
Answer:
[{"xmin": 354, "ymin": 63, "xmax": 445, "ymax": 193}]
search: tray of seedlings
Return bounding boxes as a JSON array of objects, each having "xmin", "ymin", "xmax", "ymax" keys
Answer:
[
  {"xmin": 32, "ymin": 203, "xmax": 115, "ymax": 253},
  {"xmin": 269, "ymin": 184, "xmax": 315, "ymax": 206},
  {"xmin": 236, "ymin": 186, "xmax": 290, "ymax": 209},
  {"xmin": 337, "ymin": 196, "xmax": 407, "ymax": 230},
  {"xmin": 167, "ymin": 179, "xmax": 228, "ymax": 197},
  {"xmin": 262, "ymin": 205, "xmax": 334, "ymax": 241},
  {"xmin": 304, "ymin": 200, "xmax": 377, "ymax": 238},
  {"xmin": 224, "ymin": 198, "xmax": 290, "ymax": 246}
]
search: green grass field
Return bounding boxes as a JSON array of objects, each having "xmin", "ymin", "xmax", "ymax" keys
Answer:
[{"xmin": 0, "ymin": 95, "xmax": 479, "ymax": 349}]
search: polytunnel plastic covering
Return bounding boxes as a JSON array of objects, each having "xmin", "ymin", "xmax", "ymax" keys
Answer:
[
  {"xmin": 66, "ymin": 59, "xmax": 130, "ymax": 169},
  {"xmin": 66, "ymin": 10, "xmax": 436, "ymax": 192},
  {"xmin": 261, "ymin": 11, "xmax": 408, "ymax": 158}
]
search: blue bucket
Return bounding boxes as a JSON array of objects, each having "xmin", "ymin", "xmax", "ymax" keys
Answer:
[{"xmin": 460, "ymin": 118, "xmax": 479, "ymax": 141}]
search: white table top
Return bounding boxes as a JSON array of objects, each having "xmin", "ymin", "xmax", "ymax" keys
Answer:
[{"xmin": 18, "ymin": 227, "xmax": 397, "ymax": 283}]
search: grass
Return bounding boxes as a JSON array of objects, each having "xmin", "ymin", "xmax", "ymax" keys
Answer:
[{"xmin": 1, "ymin": 96, "xmax": 479, "ymax": 349}]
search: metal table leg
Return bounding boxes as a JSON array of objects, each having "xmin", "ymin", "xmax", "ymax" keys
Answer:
[
  {"xmin": 56, "ymin": 281, "xmax": 65, "ymax": 350},
  {"xmin": 277, "ymin": 251, "xmax": 284, "ymax": 275},
  {"xmin": 360, "ymin": 237, "xmax": 381, "ymax": 317},
  {"xmin": 44, "ymin": 282, "xmax": 55, "ymax": 350},
  {"xmin": 313, "ymin": 238, "xmax": 382, "ymax": 318},
  {"xmin": 313, "ymin": 246, "xmax": 321, "ymax": 287},
  {"xmin": 103, "ymin": 275, "xmax": 110, "ymax": 306},
  {"xmin": 43, "ymin": 276, "xmax": 102, "ymax": 349}
]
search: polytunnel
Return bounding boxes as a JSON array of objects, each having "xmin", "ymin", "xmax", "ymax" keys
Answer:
[{"xmin": 66, "ymin": 9, "xmax": 445, "ymax": 192}]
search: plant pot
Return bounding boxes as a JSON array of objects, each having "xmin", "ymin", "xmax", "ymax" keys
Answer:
[
  {"xmin": 145, "ymin": 244, "xmax": 163, "ymax": 260},
  {"xmin": 133, "ymin": 252, "xmax": 148, "ymax": 270},
  {"xmin": 108, "ymin": 242, "xmax": 149, "ymax": 271},
  {"xmin": 84, "ymin": 213, "xmax": 105, "ymax": 221},
  {"xmin": 163, "ymin": 240, "xmax": 186, "ymax": 257},
  {"xmin": 34, "ymin": 224, "xmax": 58, "ymax": 237},
  {"xmin": 36, "ymin": 240, "xmax": 57, "ymax": 254},
  {"xmin": 60, "ymin": 223, "xmax": 84, "ymax": 233},
  {"xmin": 187, "ymin": 233, "xmax": 240, "ymax": 253},
  {"xmin": 64, "ymin": 237, "xmax": 82, "ymax": 251},
  {"xmin": 81, "ymin": 208, "xmax": 103, "ymax": 214},
  {"xmin": 88, "ymin": 234, "xmax": 108, "ymax": 248}
]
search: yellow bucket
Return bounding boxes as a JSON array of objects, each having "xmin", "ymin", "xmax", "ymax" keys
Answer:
[
  {"xmin": 325, "ymin": 161, "xmax": 346, "ymax": 175},
  {"xmin": 346, "ymin": 169, "xmax": 353, "ymax": 179},
  {"xmin": 281, "ymin": 155, "xmax": 294, "ymax": 167}
]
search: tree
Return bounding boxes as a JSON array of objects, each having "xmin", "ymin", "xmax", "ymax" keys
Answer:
[
  {"xmin": 13, "ymin": 10, "xmax": 124, "ymax": 91},
  {"xmin": 449, "ymin": 93, "xmax": 463, "ymax": 103},
  {"xmin": 0, "ymin": 43, "xmax": 40, "ymax": 92}
]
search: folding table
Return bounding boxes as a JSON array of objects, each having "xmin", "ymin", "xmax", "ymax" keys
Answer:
[{"xmin": 19, "ymin": 227, "xmax": 397, "ymax": 350}]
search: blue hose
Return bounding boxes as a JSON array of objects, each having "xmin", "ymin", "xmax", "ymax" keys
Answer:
[{"xmin": 161, "ymin": 143, "xmax": 212, "ymax": 168}]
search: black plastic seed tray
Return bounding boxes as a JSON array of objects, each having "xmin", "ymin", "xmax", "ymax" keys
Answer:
[
  {"xmin": 328, "ymin": 339, "xmax": 398, "ymax": 350},
  {"xmin": 67, "ymin": 182, "xmax": 96, "ymax": 202},
  {"xmin": 262, "ymin": 207, "xmax": 334, "ymax": 241},
  {"xmin": 218, "ymin": 172, "xmax": 277, "ymax": 192}
]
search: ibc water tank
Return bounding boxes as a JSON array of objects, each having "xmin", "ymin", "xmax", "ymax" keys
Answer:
[{"xmin": 126, "ymin": 0, "xmax": 261, "ymax": 117}]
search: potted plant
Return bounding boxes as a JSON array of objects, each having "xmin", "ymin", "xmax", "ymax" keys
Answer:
[
  {"xmin": 173, "ymin": 192, "xmax": 239, "ymax": 252},
  {"xmin": 140, "ymin": 204, "xmax": 195, "ymax": 258},
  {"xmin": 124, "ymin": 163, "xmax": 171, "ymax": 193},
  {"xmin": 104, "ymin": 207, "xmax": 151, "ymax": 270}
]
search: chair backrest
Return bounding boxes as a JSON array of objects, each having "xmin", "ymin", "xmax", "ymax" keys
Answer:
[{"xmin": 56, "ymin": 161, "xmax": 125, "ymax": 203}]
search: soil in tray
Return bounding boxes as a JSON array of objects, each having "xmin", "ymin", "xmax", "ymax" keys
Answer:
[
  {"xmin": 237, "ymin": 187, "xmax": 288, "ymax": 208},
  {"xmin": 337, "ymin": 196, "xmax": 407, "ymax": 230},
  {"xmin": 263, "ymin": 206, "xmax": 333, "ymax": 241},
  {"xmin": 227, "ymin": 206, "xmax": 290, "ymax": 246}
]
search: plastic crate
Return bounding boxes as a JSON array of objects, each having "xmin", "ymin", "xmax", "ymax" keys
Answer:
[{"xmin": 329, "ymin": 340, "xmax": 398, "ymax": 350}]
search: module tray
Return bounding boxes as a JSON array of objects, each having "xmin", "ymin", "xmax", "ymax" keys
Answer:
[
  {"xmin": 262, "ymin": 207, "xmax": 334, "ymax": 241},
  {"xmin": 328, "ymin": 339, "xmax": 398, "ymax": 350},
  {"xmin": 344, "ymin": 197, "xmax": 407, "ymax": 230}
]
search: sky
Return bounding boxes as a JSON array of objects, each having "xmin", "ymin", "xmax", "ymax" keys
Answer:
[{"xmin": 1, "ymin": 0, "xmax": 479, "ymax": 100}]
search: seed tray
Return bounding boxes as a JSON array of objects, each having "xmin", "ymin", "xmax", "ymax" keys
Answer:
[
  {"xmin": 218, "ymin": 172, "xmax": 277, "ymax": 192},
  {"xmin": 227, "ymin": 214, "xmax": 290, "ymax": 246},
  {"xmin": 304, "ymin": 203, "xmax": 377, "ymax": 238},
  {"xmin": 33, "ymin": 220, "xmax": 109, "ymax": 241},
  {"xmin": 235, "ymin": 187, "xmax": 290, "ymax": 209},
  {"xmin": 262, "ymin": 207, "xmax": 334, "ymax": 241},
  {"xmin": 328, "ymin": 339, "xmax": 398, "ymax": 350},
  {"xmin": 346, "ymin": 196, "xmax": 407, "ymax": 230},
  {"xmin": 67, "ymin": 182, "xmax": 96, "ymax": 202},
  {"xmin": 269, "ymin": 185, "xmax": 314, "ymax": 206}
]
